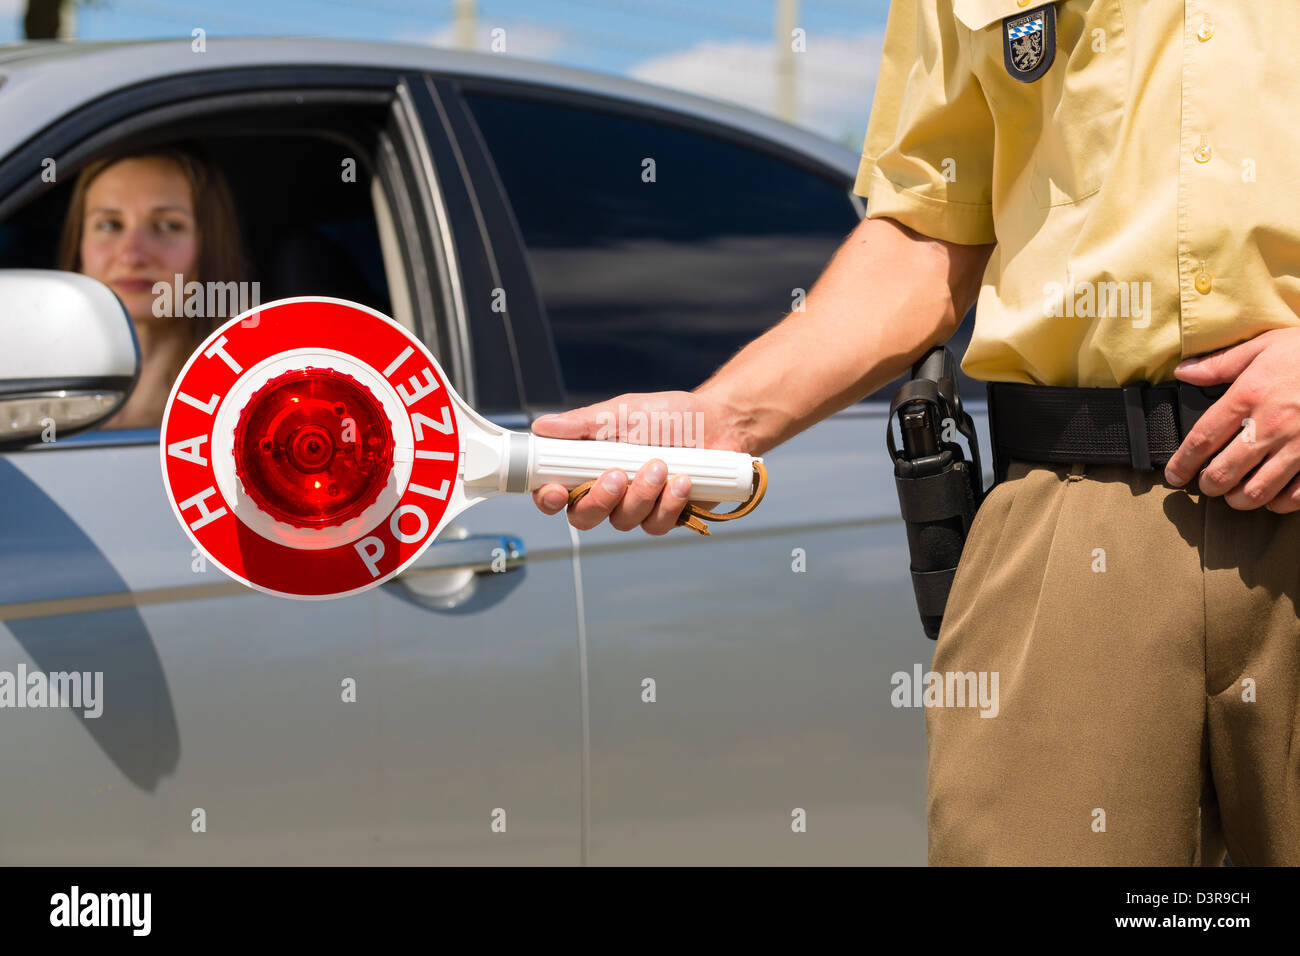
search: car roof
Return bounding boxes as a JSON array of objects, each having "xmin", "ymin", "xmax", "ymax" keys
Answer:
[{"xmin": 0, "ymin": 38, "xmax": 860, "ymax": 177}]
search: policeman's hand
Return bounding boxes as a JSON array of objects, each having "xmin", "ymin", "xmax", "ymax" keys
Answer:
[
  {"xmin": 530, "ymin": 391, "xmax": 744, "ymax": 534},
  {"xmin": 1166, "ymin": 328, "xmax": 1300, "ymax": 511}
]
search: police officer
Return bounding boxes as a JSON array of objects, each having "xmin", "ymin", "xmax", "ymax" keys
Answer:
[{"xmin": 532, "ymin": 0, "xmax": 1300, "ymax": 865}]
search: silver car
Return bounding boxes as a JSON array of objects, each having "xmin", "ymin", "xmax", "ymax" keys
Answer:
[{"xmin": 0, "ymin": 38, "xmax": 987, "ymax": 864}]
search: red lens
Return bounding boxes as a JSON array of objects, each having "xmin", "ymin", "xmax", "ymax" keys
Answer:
[{"xmin": 233, "ymin": 368, "xmax": 394, "ymax": 528}]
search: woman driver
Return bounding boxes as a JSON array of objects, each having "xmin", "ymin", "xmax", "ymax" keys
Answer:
[{"xmin": 58, "ymin": 147, "xmax": 250, "ymax": 429}]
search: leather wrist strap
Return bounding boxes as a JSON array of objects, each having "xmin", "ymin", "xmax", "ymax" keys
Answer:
[{"xmin": 565, "ymin": 460, "xmax": 768, "ymax": 535}]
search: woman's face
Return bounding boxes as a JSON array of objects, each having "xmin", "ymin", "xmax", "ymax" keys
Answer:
[{"xmin": 78, "ymin": 157, "xmax": 199, "ymax": 324}]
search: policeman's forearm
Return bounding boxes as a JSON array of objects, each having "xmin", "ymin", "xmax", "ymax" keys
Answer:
[{"xmin": 695, "ymin": 216, "xmax": 992, "ymax": 455}]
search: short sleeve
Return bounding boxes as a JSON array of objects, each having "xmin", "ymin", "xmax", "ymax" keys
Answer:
[{"xmin": 854, "ymin": 0, "xmax": 996, "ymax": 245}]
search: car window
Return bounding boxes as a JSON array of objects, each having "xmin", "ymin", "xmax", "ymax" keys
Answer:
[
  {"xmin": 0, "ymin": 100, "xmax": 415, "ymax": 434},
  {"xmin": 465, "ymin": 93, "xmax": 862, "ymax": 404},
  {"xmin": 0, "ymin": 130, "xmax": 393, "ymax": 319}
]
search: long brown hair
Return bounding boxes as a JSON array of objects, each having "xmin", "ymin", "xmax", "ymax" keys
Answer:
[{"xmin": 58, "ymin": 146, "xmax": 250, "ymax": 339}]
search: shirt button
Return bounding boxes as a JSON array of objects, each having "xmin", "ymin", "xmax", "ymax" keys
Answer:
[
  {"xmin": 1194, "ymin": 144, "xmax": 1212, "ymax": 163},
  {"xmin": 1197, "ymin": 21, "xmax": 1215, "ymax": 41},
  {"xmin": 1195, "ymin": 272, "xmax": 1213, "ymax": 295}
]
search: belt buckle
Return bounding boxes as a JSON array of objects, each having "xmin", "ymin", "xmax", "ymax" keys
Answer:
[{"xmin": 1176, "ymin": 381, "xmax": 1220, "ymax": 440}]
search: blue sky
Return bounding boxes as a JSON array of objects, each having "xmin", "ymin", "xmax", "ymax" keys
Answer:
[{"xmin": 0, "ymin": 0, "xmax": 893, "ymax": 146}]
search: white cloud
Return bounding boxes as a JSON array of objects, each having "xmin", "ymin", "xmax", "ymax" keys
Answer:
[
  {"xmin": 416, "ymin": 20, "xmax": 569, "ymax": 61},
  {"xmin": 629, "ymin": 31, "xmax": 886, "ymax": 145}
]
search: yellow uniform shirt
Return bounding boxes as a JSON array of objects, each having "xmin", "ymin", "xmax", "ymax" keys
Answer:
[{"xmin": 855, "ymin": 0, "xmax": 1300, "ymax": 387}]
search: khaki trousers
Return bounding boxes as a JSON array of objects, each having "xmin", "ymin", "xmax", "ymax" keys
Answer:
[{"xmin": 927, "ymin": 458, "xmax": 1300, "ymax": 865}]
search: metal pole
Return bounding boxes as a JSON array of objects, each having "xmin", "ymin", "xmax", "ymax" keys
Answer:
[
  {"xmin": 775, "ymin": 0, "xmax": 799, "ymax": 123},
  {"xmin": 456, "ymin": 0, "xmax": 477, "ymax": 51}
]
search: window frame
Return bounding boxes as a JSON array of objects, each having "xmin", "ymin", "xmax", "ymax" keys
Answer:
[{"xmin": 401, "ymin": 75, "xmax": 534, "ymax": 415}]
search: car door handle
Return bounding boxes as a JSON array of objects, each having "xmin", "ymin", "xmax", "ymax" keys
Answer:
[
  {"xmin": 400, "ymin": 533, "xmax": 525, "ymax": 576},
  {"xmin": 386, "ymin": 531, "xmax": 525, "ymax": 611}
]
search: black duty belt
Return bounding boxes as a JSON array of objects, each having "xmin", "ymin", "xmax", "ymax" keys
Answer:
[{"xmin": 986, "ymin": 380, "xmax": 1231, "ymax": 481}]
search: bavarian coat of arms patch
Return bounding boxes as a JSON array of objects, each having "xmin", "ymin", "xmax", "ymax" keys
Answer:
[{"xmin": 1003, "ymin": 4, "xmax": 1057, "ymax": 83}]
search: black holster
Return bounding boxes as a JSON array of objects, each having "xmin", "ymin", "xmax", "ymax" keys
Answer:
[{"xmin": 886, "ymin": 346, "xmax": 985, "ymax": 640}]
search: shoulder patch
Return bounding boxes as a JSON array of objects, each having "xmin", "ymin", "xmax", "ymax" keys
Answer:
[{"xmin": 1003, "ymin": 4, "xmax": 1056, "ymax": 83}]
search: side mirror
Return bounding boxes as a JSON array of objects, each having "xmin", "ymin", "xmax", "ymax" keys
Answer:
[{"xmin": 0, "ymin": 270, "xmax": 139, "ymax": 446}]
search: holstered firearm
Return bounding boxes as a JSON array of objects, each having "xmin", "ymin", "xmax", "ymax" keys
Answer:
[{"xmin": 886, "ymin": 346, "xmax": 985, "ymax": 640}]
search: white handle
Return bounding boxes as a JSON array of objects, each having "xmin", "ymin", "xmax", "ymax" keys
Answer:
[{"xmin": 528, "ymin": 436, "xmax": 759, "ymax": 502}]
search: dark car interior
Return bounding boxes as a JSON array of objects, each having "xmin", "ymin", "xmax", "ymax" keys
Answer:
[{"xmin": 0, "ymin": 102, "xmax": 394, "ymax": 319}]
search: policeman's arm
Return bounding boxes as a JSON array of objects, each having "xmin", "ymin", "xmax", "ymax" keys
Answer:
[
  {"xmin": 531, "ymin": 214, "xmax": 994, "ymax": 533},
  {"xmin": 695, "ymin": 214, "xmax": 991, "ymax": 455}
]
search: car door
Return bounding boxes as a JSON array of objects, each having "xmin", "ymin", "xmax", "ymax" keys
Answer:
[
  {"xmin": 454, "ymin": 80, "xmax": 944, "ymax": 863},
  {"xmin": 0, "ymin": 64, "xmax": 582, "ymax": 864}
]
